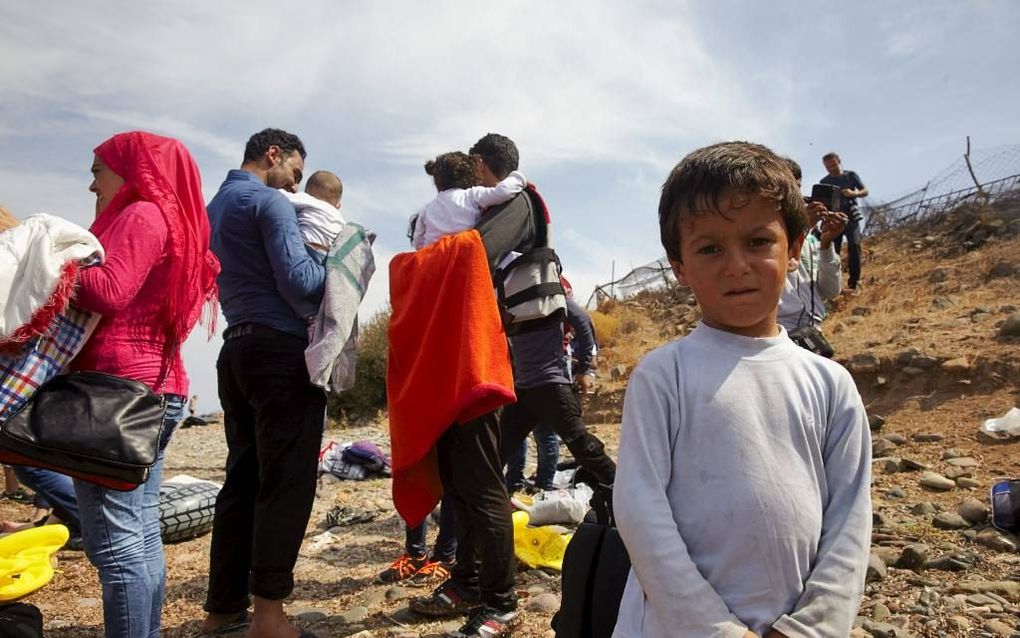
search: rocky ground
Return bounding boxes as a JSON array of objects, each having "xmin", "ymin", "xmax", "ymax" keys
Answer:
[{"xmin": 1, "ymin": 200, "xmax": 1018, "ymax": 637}]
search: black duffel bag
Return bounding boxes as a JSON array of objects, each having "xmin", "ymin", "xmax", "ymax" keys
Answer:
[{"xmin": 0, "ymin": 371, "xmax": 166, "ymax": 489}]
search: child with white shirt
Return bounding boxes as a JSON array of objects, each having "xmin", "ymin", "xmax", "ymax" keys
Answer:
[
  {"xmin": 613, "ymin": 141, "xmax": 871, "ymax": 638},
  {"xmin": 410, "ymin": 151, "xmax": 526, "ymax": 250},
  {"xmin": 282, "ymin": 170, "xmax": 345, "ymax": 256}
]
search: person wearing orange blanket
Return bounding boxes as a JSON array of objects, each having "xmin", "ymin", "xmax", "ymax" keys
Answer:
[{"xmin": 409, "ymin": 134, "xmax": 533, "ymax": 638}]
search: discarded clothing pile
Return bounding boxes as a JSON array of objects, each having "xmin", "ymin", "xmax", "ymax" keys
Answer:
[{"xmin": 318, "ymin": 440, "xmax": 391, "ymax": 481}]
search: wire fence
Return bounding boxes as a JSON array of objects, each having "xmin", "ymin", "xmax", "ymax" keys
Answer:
[
  {"xmin": 862, "ymin": 144, "xmax": 1020, "ymax": 233},
  {"xmin": 587, "ymin": 143, "xmax": 1020, "ymax": 308}
]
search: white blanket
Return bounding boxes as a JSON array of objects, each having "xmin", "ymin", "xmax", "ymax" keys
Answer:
[{"xmin": 0, "ymin": 214, "xmax": 103, "ymax": 338}]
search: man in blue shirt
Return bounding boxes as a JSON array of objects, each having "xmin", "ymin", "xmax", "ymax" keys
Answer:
[
  {"xmin": 820, "ymin": 152, "xmax": 868, "ymax": 290},
  {"xmin": 201, "ymin": 129, "xmax": 326, "ymax": 638}
]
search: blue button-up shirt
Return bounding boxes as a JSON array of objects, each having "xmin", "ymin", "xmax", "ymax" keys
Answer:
[{"xmin": 208, "ymin": 169, "xmax": 325, "ymax": 339}]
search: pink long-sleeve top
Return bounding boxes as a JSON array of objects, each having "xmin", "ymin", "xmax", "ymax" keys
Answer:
[{"xmin": 71, "ymin": 202, "xmax": 188, "ymax": 396}]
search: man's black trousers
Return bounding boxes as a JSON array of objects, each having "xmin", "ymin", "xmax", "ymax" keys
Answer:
[{"xmin": 204, "ymin": 329, "xmax": 326, "ymax": 613}]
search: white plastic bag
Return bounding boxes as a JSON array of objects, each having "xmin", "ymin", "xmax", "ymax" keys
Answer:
[
  {"xmin": 981, "ymin": 408, "xmax": 1020, "ymax": 438},
  {"xmin": 515, "ymin": 484, "xmax": 594, "ymax": 526}
]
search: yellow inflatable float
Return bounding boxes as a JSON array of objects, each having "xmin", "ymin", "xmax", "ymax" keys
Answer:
[
  {"xmin": 512, "ymin": 510, "xmax": 572, "ymax": 571},
  {"xmin": 0, "ymin": 524, "xmax": 68, "ymax": 601}
]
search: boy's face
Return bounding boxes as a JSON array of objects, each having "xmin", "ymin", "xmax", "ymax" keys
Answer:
[{"xmin": 670, "ymin": 193, "xmax": 804, "ymax": 338}]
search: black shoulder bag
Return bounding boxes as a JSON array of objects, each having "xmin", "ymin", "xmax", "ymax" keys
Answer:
[{"xmin": 0, "ymin": 353, "xmax": 172, "ymax": 490}]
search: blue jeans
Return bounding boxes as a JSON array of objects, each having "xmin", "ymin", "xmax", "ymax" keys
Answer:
[
  {"xmin": 406, "ymin": 494, "xmax": 457, "ymax": 561},
  {"xmin": 504, "ymin": 423, "xmax": 559, "ymax": 492},
  {"xmin": 73, "ymin": 394, "xmax": 184, "ymax": 638},
  {"xmin": 12, "ymin": 465, "xmax": 81, "ymax": 535}
]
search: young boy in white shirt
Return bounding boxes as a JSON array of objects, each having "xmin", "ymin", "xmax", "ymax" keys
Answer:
[{"xmin": 613, "ymin": 141, "xmax": 872, "ymax": 638}]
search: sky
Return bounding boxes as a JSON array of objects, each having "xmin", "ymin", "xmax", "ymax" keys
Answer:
[{"xmin": 2, "ymin": 1, "xmax": 1018, "ymax": 413}]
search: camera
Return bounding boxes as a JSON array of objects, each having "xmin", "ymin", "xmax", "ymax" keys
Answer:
[{"xmin": 808, "ymin": 183, "xmax": 840, "ymax": 212}]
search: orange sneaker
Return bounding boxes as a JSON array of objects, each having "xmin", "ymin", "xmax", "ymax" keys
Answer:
[
  {"xmin": 408, "ymin": 558, "xmax": 454, "ymax": 587},
  {"xmin": 375, "ymin": 553, "xmax": 428, "ymax": 584}
]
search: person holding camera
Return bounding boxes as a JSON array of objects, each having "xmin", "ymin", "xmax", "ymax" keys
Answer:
[
  {"xmin": 820, "ymin": 152, "xmax": 868, "ymax": 290},
  {"xmin": 778, "ymin": 159, "xmax": 846, "ymax": 356}
]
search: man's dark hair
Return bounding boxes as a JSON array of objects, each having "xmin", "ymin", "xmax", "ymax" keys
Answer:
[
  {"xmin": 822, "ymin": 151, "xmax": 840, "ymax": 162},
  {"xmin": 783, "ymin": 157, "xmax": 802, "ymax": 182},
  {"xmin": 659, "ymin": 141, "xmax": 807, "ymax": 263},
  {"xmin": 243, "ymin": 128, "xmax": 307, "ymax": 162},
  {"xmin": 469, "ymin": 133, "xmax": 519, "ymax": 179},
  {"xmin": 425, "ymin": 152, "xmax": 478, "ymax": 191}
]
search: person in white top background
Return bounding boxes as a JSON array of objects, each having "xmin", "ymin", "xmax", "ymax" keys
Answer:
[
  {"xmin": 410, "ymin": 151, "xmax": 526, "ymax": 250},
  {"xmin": 613, "ymin": 141, "xmax": 871, "ymax": 638}
]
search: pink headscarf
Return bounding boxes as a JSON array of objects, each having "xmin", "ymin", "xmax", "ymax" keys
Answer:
[{"xmin": 91, "ymin": 131, "xmax": 219, "ymax": 348}]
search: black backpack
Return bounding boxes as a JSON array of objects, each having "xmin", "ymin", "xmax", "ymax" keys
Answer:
[
  {"xmin": 553, "ymin": 477, "xmax": 629, "ymax": 638},
  {"xmin": 476, "ymin": 187, "xmax": 567, "ymax": 335}
]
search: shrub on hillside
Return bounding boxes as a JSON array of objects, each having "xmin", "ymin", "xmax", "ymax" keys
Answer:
[
  {"xmin": 590, "ymin": 310, "xmax": 620, "ymax": 346},
  {"xmin": 327, "ymin": 308, "xmax": 390, "ymax": 424}
]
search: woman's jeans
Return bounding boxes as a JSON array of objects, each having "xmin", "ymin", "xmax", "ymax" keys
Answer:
[
  {"xmin": 405, "ymin": 494, "xmax": 457, "ymax": 561},
  {"xmin": 73, "ymin": 394, "xmax": 184, "ymax": 638}
]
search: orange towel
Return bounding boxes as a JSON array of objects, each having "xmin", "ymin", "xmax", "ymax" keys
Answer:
[{"xmin": 387, "ymin": 230, "xmax": 516, "ymax": 526}]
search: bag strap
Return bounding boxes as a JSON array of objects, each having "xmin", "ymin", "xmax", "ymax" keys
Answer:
[{"xmin": 503, "ymin": 282, "xmax": 566, "ymax": 308}]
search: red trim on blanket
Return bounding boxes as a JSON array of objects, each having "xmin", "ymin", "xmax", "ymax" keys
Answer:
[{"xmin": 0, "ymin": 261, "xmax": 80, "ymax": 355}]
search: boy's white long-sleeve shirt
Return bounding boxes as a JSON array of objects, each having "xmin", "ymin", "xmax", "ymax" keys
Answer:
[
  {"xmin": 411, "ymin": 171, "xmax": 527, "ymax": 250},
  {"xmin": 612, "ymin": 323, "xmax": 871, "ymax": 638}
]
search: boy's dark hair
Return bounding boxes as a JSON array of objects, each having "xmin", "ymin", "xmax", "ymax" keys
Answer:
[
  {"xmin": 469, "ymin": 133, "xmax": 519, "ymax": 179},
  {"xmin": 244, "ymin": 128, "xmax": 307, "ymax": 162},
  {"xmin": 822, "ymin": 151, "xmax": 840, "ymax": 162},
  {"xmin": 425, "ymin": 152, "xmax": 478, "ymax": 191},
  {"xmin": 659, "ymin": 141, "xmax": 807, "ymax": 262},
  {"xmin": 783, "ymin": 157, "xmax": 802, "ymax": 182},
  {"xmin": 305, "ymin": 170, "xmax": 343, "ymax": 203}
]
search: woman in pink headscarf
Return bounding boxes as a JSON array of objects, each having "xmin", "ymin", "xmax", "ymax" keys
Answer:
[{"xmin": 72, "ymin": 131, "xmax": 219, "ymax": 638}]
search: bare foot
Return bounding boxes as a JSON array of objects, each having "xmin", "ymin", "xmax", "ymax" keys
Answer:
[
  {"xmin": 0, "ymin": 520, "xmax": 32, "ymax": 533},
  {"xmin": 199, "ymin": 611, "xmax": 250, "ymax": 635}
]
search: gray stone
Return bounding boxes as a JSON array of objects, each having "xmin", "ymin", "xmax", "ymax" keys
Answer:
[
  {"xmin": 897, "ymin": 544, "xmax": 929, "ymax": 570},
  {"xmin": 942, "ymin": 448, "xmax": 964, "ymax": 460},
  {"xmin": 873, "ymin": 438, "xmax": 899, "ymax": 457},
  {"xmin": 910, "ymin": 502, "xmax": 937, "ymax": 516},
  {"xmin": 987, "ymin": 261, "xmax": 1018, "ymax": 279},
  {"xmin": 928, "ymin": 268, "xmax": 950, "ymax": 283},
  {"xmin": 945, "ymin": 456, "xmax": 978, "ymax": 468},
  {"xmin": 861, "ymin": 619, "xmax": 916, "ymax": 638},
  {"xmin": 850, "ymin": 353, "xmax": 881, "ymax": 373},
  {"xmin": 950, "ymin": 580, "xmax": 1020, "ymax": 600},
  {"xmin": 909, "ymin": 354, "xmax": 940, "ymax": 369},
  {"xmin": 885, "ymin": 486, "xmax": 907, "ymax": 499},
  {"xmin": 526, "ymin": 593, "xmax": 560, "ymax": 613},
  {"xmin": 289, "ymin": 607, "xmax": 329, "ymax": 623},
  {"xmin": 920, "ymin": 471, "xmax": 956, "ymax": 491},
  {"xmin": 983, "ymin": 618, "xmax": 1015, "ymax": 637},
  {"xmin": 866, "ymin": 552, "xmax": 887, "ymax": 582},
  {"xmin": 902, "ymin": 366, "xmax": 926, "ymax": 377},
  {"xmin": 881, "ymin": 457, "xmax": 903, "ymax": 473},
  {"xmin": 339, "ymin": 606, "xmax": 370, "ymax": 623},
  {"xmin": 912, "ymin": 432, "xmax": 944, "ymax": 442},
  {"xmin": 896, "ymin": 348, "xmax": 920, "ymax": 366},
  {"xmin": 956, "ymin": 477, "xmax": 980, "ymax": 489},
  {"xmin": 975, "ymin": 528, "xmax": 1019, "ymax": 553},
  {"xmin": 873, "ymin": 546, "xmax": 902, "ymax": 566},
  {"xmin": 947, "ymin": 615, "xmax": 971, "ymax": 631},
  {"xmin": 871, "ymin": 602, "xmax": 892, "ymax": 621},
  {"xmin": 932, "ymin": 512, "xmax": 971, "ymax": 530},
  {"xmin": 868, "ymin": 414, "xmax": 887, "ymax": 431},
  {"xmin": 900, "ymin": 458, "xmax": 930, "ymax": 471},
  {"xmin": 78, "ymin": 598, "xmax": 101, "ymax": 608},
  {"xmin": 941, "ymin": 357, "xmax": 971, "ymax": 373},
  {"xmin": 884, "ymin": 433, "xmax": 907, "ymax": 444},
  {"xmin": 1000, "ymin": 313, "xmax": 1020, "ymax": 337},
  {"xmin": 958, "ymin": 497, "xmax": 989, "ymax": 524},
  {"xmin": 926, "ymin": 554, "xmax": 974, "ymax": 571},
  {"xmin": 944, "ymin": 466, "xmax": 971, "ymax": 480}
]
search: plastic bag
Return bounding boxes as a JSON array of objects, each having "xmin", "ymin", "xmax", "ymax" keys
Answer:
[
  {"xmin": 513, "ymin": 484, "xmax": 593, "ymax": 526},
  {"xmin": 512, "ymin": 510, "xmax": 572, "ymax": 571},
  {"xmin": 981, "ymin": 408, "xmax": 1020, "ymax": 439}
]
